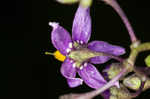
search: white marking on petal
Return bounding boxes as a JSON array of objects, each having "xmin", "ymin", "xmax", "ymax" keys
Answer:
[
  {"xmin": 77, "ymin": 40, "xmax": 80, "ymax": 43},
  {"xmin": 84, "ymin": 63, "xmax": 87, "ymax": 67},
  {"xmin": 80, "ymin": 41, "xmax": 83, "ymax": 44},
  {"xmin": 80, "ymin": 79, "xmax": 83, "ymax": 84},
  {"xmin": 49, "ymin": 22, "xmax": 59, "ymax": 29},
  {"xmin": 90, "ymin": 71, "xmax": 94, "ymax": 75},
  {"xmin": 70, "ymin": 60, "xmax": 74, "ymax": 63},
  {"xmin": 69, "ymin": 42, "xmax": 73, "ymax": 48},
  {"xmin": 70, "ymin": 60, "xmax": 73, "ymax": 63},
  {"xmin": 66, "ymin": 48, "xmax": 71, "ymax": 53},
  {"xmin": 72, "ymin": 63, "xmax": 76, "ymax": 68},
  {"xmin": 79, "ymin": 66, "xmax": 83, "ymax": 70}
]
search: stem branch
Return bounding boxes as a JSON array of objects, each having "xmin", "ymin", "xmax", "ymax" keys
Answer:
[
  {"xmin": 128, "ymin": 42, "xmax": 150, "ymax": 66},
  {"xmin": 103, "ymin": 0, "xmax": 137, "ymax": 43},
  {"xmin": 79, "ymin": 68, "xmax": 127, "ymax": 99}
]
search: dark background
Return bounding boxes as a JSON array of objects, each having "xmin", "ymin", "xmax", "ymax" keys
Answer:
[{"xmin": 0, "ymin": 0, "xmax": 150, "ymax": 99}]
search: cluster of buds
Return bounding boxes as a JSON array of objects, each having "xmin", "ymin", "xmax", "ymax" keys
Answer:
[{"xmin": 105, "ymin": 63, "xmax": 150, "ymax": 99}]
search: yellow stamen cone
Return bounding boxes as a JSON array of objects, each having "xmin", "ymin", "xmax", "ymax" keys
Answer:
[
  {"xmin": 54, "ymin": 50, "xmax": 66, "ymax": 62},
  {"xmin": 45, "ymin": 50, "xmax": 66, "ymax": 62}
]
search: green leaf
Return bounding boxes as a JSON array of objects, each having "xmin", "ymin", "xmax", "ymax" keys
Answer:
[{"xmin": 145, "ymin": 55, "xmax": 150, "ymax": 67}]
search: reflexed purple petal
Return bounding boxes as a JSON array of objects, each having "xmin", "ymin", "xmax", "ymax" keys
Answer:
[
  {"xmin": 72, "ymin": 5, "xmax": 91, "ymax": 43},
  {"xmin": 78, "ymin": 63, "xmax": 106, "ymax": 89},
  {"xmin": 90, "ymin": 56, "xmax": 110, "ymax": 64},
  {"xmin": 88, "ymin": 41, "xmax": 125, "ymax": 64},
  {"xmin": 60, "ymin": 58, "xmax": 83, "ymax": 88},
  {"xmin": 50, "ymin": 22, "xmax": 72, "ymax": 55},
  {"xmin": 88, "ymin": 40, "xmax": 125, "ymax": 55}
]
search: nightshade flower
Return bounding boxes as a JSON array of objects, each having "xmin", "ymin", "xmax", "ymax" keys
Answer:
[{"xmin": 49, "ymin": 4, "xmax": 125, "ymax": 89}]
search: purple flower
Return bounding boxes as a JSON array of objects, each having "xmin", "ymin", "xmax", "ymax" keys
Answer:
[{"xmin": 49, "ymin": 5, "xmax": 125, "ymax": 89}]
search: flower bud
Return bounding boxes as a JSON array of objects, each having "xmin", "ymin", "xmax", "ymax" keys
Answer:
[
  {"xmin": 106, "ymin": 63, "xmax": 122, "ymax": 79},
  {"xmin": 123, "ymin": 74, "xmax": 141, "ymax": 90},
  {"xmin": 80, "ymin": 0, "xmax": 92, "ymax": 7},
  {"xmin": 57, "ymin": 0, "xmax": 79, "ymax": 4},
  {"xmin": 110, "ymin": 85, "xmax": 132, "ymax": 99},
  {"xmin": 145, "ymin": 55, "xmax": 150, "ymax": 67}
]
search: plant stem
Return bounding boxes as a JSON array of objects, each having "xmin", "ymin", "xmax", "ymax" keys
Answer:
[
  {"xmin": 103, "ymin": 0, "xmax": 137, "ymax": 43},
  {"xmin": 128, "ymin": 42, "xmax": 150, "ymax": 66},
  {"xmin": 79, "ymin": 68, "xmax": 127, "ymax": 99}
]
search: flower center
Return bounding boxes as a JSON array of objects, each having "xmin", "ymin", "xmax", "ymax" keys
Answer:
[{"xmin": 68, "ymin": 41, "xmax": 99, "ymax": 69}]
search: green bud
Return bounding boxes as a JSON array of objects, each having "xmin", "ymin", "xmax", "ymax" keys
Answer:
[
  {"xmin": 144, "ymin": 79, "xmax": 150, "ymax": 90},
  {"xmin": 110, "ymin": 85, "xmax": 132, "ymax": 99},
  {"xmin": 110, "ymin": 95, "xmax": 117, "ymax": 99},
  {"xmin": 110, "ymin": 87, "xmax": 118, "ymax": 96},
  {"xmin": 123, "ymin": 75, "xmax": 150, "ymax": 91},
  {"xmin": 57, "ymin": 0, "xmax": 79, "ymax": 4},
  {"xmin": 145, "ymin": 55, "xmax": 150, "ymax": 67},
  {"xmin": 107, "ymin": 63, "xmax": 122, "ymax": 79},
  {"xmin": 123, "ymin": 74, "xmax": 141, "ymax": 90},
  {"xmin": 80, "ymin": 0, "xmax": 92, "ymax": 7}
]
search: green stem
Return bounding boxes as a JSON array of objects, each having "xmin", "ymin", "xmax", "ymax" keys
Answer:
[
  {"xmin": 78, "ymin": 68, "xmax": 127, "ymax": 99},
  {"xmin": 128, "ymin": 42, "xmax": 150, "ymax": 66},
  {"xmin": 102, "ymin": 0, "xmax": 137, "ymax": 43}
]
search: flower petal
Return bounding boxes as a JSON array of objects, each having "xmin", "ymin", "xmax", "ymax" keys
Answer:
[
  {"xmin": 50, "ymin": 22, "xmax": 72, "ymax": 55},
  {"xmin": 72, "ymin": 5, "xmax": 91, "ymax": 43},
  {"xmin": 88, "ymin": 41, "xmax": 125, "ymax": 64},
  {"xmin": 60, "ymin": 58, "xmax": 83, "ymax": 88},
  {"xmin": 78, "ymin": 63, "xmax": 106, "ymax": 89}
]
